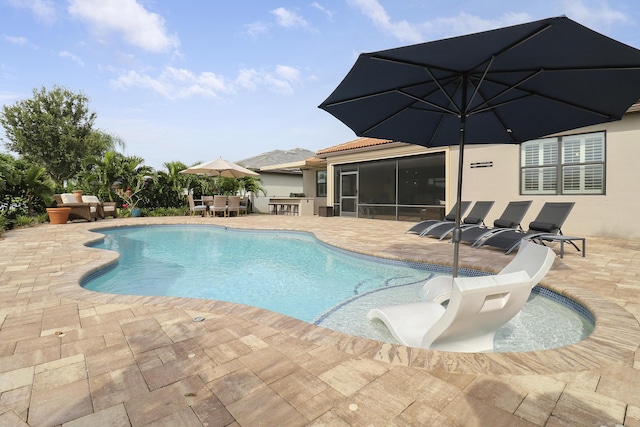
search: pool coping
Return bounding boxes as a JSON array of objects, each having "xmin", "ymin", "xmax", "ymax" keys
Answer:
[{"xmin": 46, "ymin": 218, "xmax": 640, "ymax": 376}]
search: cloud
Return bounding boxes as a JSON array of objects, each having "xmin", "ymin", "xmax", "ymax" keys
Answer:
[
  {"xmin": 561, "ymin": 0, "xmax": 630, "ymax": 30},
  {"xmin": 346, "ymin": 0, "xmax": 423, "ymax": 43},
  {"xmin": 347, "ymin": 0, "xmax": 532, "ymax": 42},
  {"xmin": 6, "ymin": 0, "xmax": 57, "ymax": 23},
  {"xmin": 236, "ymin": 65, "xmax": 301, "ymax": 95},
  {"xmin": 59, "ymin": 50, "xmax": 84, "ymax": 66},
  {"xmin": 270, "ymin": 7, "xmax": 308, "ymax": 28},
  {"xmin": 3, "ymin": 35, "xmax": 28, "ymax": 45},
  {"xmin": 422, "ymin": 12, "xmax": 533, "ymax": 38},
  {"xmin": 67, "ymin": 0, "xmax": 180, "ymax": 54},
  {"xmin": 244, "ymin": 21, "xmax": 269, "ymax": 37},
  {"xmin": 112, "ymin": 64, "xmax": 303, "ymax": 99},
  {"xmin": 311, "ymin": 2, "xmax": 334, "ymax": 20},
  {"xmin": 111, "ymin": 66, "xmax": 231, "ymax": 99}
]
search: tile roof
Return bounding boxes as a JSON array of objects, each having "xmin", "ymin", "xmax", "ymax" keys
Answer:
[
  {"xmin": 316, "ymin": 137, "xmax": 397, "ymax": 155},
  {"xmin": 236, "ymin": 148, "xmax": 317, "ymax": 169}
]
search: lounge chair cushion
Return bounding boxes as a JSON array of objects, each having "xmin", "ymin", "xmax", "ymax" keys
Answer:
[
  {"xmin": 463, "ymin": 216, "xmax": 483, "ymax": 225},
  {"xmin": 82, "ymin": 195, "xmax": 101, "ymax": 203},
  {"xmin": 528, "ymin": 221, "xmax": 558, "ymax": 233},
  {"xmin": 494, "ymin": 218, "xmax": 517, "ymax": 228},
  {"xmin": 60, "ymin": 193, "xmax": 78, "ymax": 204}
]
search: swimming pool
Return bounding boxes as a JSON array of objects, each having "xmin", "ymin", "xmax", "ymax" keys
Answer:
[{"xmin": 84, "ymin": 225, "xmax": 594, "ymax": 352}]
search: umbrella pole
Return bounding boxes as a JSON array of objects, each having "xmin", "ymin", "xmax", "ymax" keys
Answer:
[{"xmin": 452, "ymin": 80, "xmax": 468, "ymax": 277}]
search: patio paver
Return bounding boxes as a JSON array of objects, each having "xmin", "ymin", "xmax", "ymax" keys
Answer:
[{"xmin": 0, "ymin": 215, "xmax": 639, "ymax": 426}]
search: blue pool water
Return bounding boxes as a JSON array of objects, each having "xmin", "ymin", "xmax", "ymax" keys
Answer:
[{"xmin": 84, "ymin": 225, "xmax": 593, "ymax": 352}]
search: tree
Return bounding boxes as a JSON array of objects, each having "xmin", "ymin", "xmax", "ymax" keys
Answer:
[
  {"xmin": 78, "ymin": 151, "xmax": 155, "ymax": 208},
  {"xmin": 0, "ymin": 86, "xmax": 101, "ymax": 185}
]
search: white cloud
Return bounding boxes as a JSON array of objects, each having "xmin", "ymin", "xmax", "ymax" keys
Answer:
[
  {"xmin": 346, "ymin": 0, "xmax": 423, "ymax": 43},
  {"xmin": 3, "ymin": 35, "xmax": 28, "ymax": 45},
  {"xmin": 112, "ymin": 64, "xmax": 303, "ymax": 99},
  {"xmin": 347, "ymin": 0, "xmax": 533, "ymax": 42},
  {"xmin": 423, "ymin": 12, "xmax": 533, "ymax": 38},
  {"xmin": 310, "ymin": 2, "xmax": 334, "ymax": 20},
  {"xmin": 111, "ymin": 66, "xmax": 231, "ymax": 99},
  {"xmin": 244, "ymin": 21, "xmax": 269, "ymax": 37},
  {"xmin": 59, "ymin": 50, "xmax": 84, "ymax": 66},
  {"xmin": 561, "ymin": 0, "xmax": 630, "ymax": 30},
  {"xmin": 275, "ymin": 65, "xmax": 300, "ymax": 82},
  {"xmin": 235, "ymin": 65, "xmax": 301, "ymax": 95},
  {"xmin": 6, "ymin": 0, "xmax": 57, "ymax": 23},
  {"xmin": 271, "ymin": 7, "xmax": 308, "ymax": 28},
  {"xmin": 67, "ymin": 0, "xmax": 180, "ymax": 54}
]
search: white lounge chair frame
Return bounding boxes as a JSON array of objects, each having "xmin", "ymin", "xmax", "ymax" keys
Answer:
[
  {"xmin": 368, "ymin": 270, "xmax": 533, "ymax": 352},
  {"xmin": 419, "ymin": 240, "xmax": 555, "ymax": 304}
]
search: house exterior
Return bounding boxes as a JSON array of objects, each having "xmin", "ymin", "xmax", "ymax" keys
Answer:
[
  {"xmin": 311, "ymin": 107, "xmax": 640, "ymax": 239},
  {"xmin": 236, "ymin": 148, "xmax": 315, "ymax": 213}
]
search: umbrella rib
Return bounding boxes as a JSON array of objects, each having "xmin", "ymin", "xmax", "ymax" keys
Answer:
[
  {"xmin": 423, "ymin": 67, "xmax": 462, "ymax": 115},
  {"xmin": 467, "ymin": 69, "xmax": 543, "ymax": 114},
  {"xmin": 470, "ymin": 72, "xmax": 615, "ymax": 119},
  {"xmin": 321, "ymin": 76, "xmax": 457, "ymax": 108},
  {"xmin": 396, "ymin": 89, "xmax": 459, "ymax": 116}
]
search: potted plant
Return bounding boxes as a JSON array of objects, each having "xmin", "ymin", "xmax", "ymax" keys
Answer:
[
  {"xmin": 46, "ymin": 205, "xmax": 71, "ymax": 224},
  {"xmin": 113, "ymin": 175, "xmax": 154, "ymax": 217}
]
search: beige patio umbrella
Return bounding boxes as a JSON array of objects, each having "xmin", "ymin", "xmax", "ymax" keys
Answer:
[{"xmin": 180, "ymin": 157, "xmax": 259, "ymax": 178}]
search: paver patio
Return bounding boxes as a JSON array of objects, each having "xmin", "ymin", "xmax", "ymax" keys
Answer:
[{"xmin": 0, "ymin": 215, "xmax": 639, "ymax": 426}]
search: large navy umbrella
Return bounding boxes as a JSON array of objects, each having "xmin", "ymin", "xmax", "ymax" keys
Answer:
[{"xmin": 319, "ymin": 16, "xmax": 640, "ymax": 275}]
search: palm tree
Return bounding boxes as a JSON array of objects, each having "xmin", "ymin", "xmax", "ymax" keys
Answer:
[{"xmin": 18, "ymin": 164, "xmax": 56, "ymax": 215}]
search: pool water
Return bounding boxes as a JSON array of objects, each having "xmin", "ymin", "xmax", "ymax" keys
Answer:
[{"xmin": 85, "ymin": 225, "xmax": 593, "ymax": 353}]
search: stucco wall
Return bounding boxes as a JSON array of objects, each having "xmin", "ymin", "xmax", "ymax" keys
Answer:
[
  {"xmin": 252, "ymin": 172, "xmax": 303, "ymax": 213},
  {"xmin": 320, "ymin": 113, "xmax": 640, "ymax": 239},
  {"xmin": 456, "ymin": 114, "xmax": 640, "ymax": 239}
]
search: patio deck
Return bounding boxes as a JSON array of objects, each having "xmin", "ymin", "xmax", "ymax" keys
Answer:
[{"xmin": 0, "ymin": 215, "xmax": 639, "ymax": 426}]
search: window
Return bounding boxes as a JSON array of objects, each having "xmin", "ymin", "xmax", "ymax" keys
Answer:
[
  {"xmin": 316, "ymin": 171, "xmax": 327, "ymax": 197},
  {"xmin": 521, "ymin": 131, "xmax": 605, "ymax": 195}
]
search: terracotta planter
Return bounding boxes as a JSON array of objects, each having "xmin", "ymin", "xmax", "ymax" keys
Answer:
[
  {"xmin": 46, "ymin": 207, "xmax": 71, "ymax": 224},
  {"xmin": 72, "ymin": 190, "xmax": 83, "ymax": 203}
]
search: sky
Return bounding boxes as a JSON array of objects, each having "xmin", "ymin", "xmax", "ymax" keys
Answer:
[{"xmin": 2, "ymin": 0, "xmax": 640, "ymax": 171}]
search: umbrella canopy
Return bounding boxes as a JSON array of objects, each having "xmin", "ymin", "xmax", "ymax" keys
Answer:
[
  {"xmin": 319, "ymin": 16, "xmax": 640, "ymax": 275},
  {"xmin": 180, "ymin": 157, "xmax": 259, "ymax": 178}
]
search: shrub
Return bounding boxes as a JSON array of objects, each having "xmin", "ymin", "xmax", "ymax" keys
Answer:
[{"xmin": 14, "ymin": 215, "xmax": 38, "ymax": 227}]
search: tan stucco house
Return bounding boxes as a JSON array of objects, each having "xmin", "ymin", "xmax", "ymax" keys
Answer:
[{"xmin": 289, "ymin": 105, "xmax": 640, "ymax": 239}]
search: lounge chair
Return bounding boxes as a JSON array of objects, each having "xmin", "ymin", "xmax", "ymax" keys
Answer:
[
  {"xmin": 419, "ymin": 240, "xmax": 555, "ymax": 304},
  {"xmin": 405, "ymin": 201, "xmax": 471, "ymax": 235},
  {"xmin": 187, "ymin": 195, "xmax": 207, "ymax": 217},
  {"xmin": 478, "ymin": 202, "xmax": 575, "ymax": 254},
  {"xmin": 210, "ymin": 195, "xmax": 227, "ymax": 217},
  {"xmin": 239, "ymin": 196, "xmax": 248, "ymax": 215},
  {"xmin": 227, "ymin": 196, "xmax": 240, "ymax": 217},
  {"xmin": 420, "ymin": 201, "xmax": 495, "ymax": 239},
  {"xmin": 367, "ymin": 271, "xmax": 533, "ymax": 352},
  {"xmin": 459, "ymin": 201, "xmax": 532, "ymax": 246},
  {"xmin": 82, "ymin": 195, "xmax": 118, "ymax": 218},
  {"xmin": 54, "ymin": 194, "xmax": 98, "ymax": 222}
]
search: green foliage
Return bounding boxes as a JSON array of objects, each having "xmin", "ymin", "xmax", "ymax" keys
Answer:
[
  {"xmin": 14, "ymin": 214, "xmax": 38, "ymax": 227},
  {"xmin": 79, "ymin": 151, "xmax": 156, "ymax": 209},
  {"xmin": 239, "ymin": 175, "xmax": 266, "ymax": 197},
  {"xmin": 0, "ymin": 153, "xmax": 54, "ymax": 226},
  {"xmin": 0, "ymin": 86, "xmax": 101, "ymax": 185},
  {"xmin": 144, "ymin": 206, "xmax": 189, "ymax": 217},
  {"xmin": 0, "ymin": 213, "xmax": 7, "ymax": 236}
]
